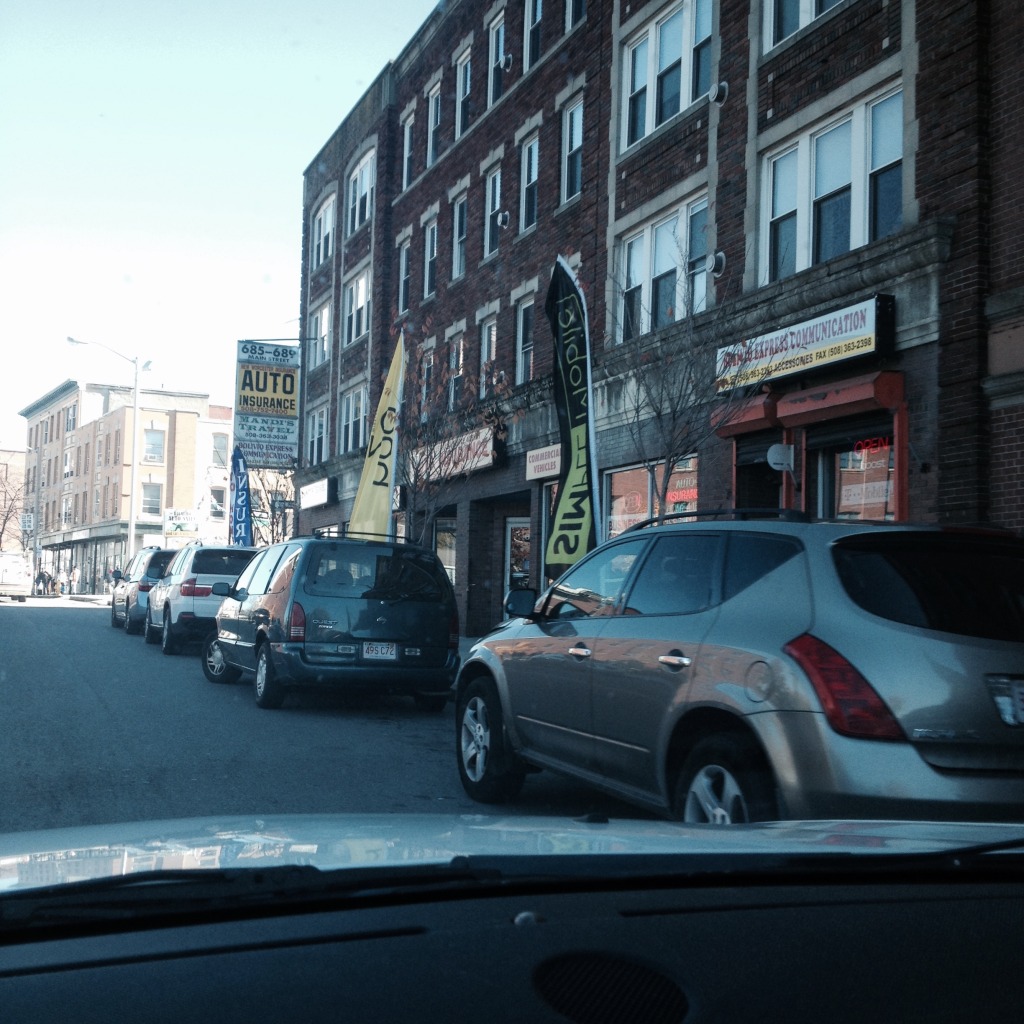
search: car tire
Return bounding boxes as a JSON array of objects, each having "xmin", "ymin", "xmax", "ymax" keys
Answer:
[
  {"xmin": 110, "ymin": 601, "xmax": 120, "ymax": 628},
  {"xmin": 413, "ymin": 693, "xmax": 448, "ymax": 713},
  {"xmin": 254, "ymin": 644, "xmax": 285, "ymax": 709},
  {"xmin": 202, "ymin": 633, "xmax": 241, "ymax": 684},
  {"xmin": 161, "ymin": 610, "xmax": 180, "ymax": 656},
  {"xmin": 144, "ymin": 607, "xmax": 160, "ymax": 645},
  {"xmin": 673, "ymin": 733, "xmax": 778, "ymax": 825},
  {"xmin": 456, "ymin": 677, "xmax": 525, "ymax": 804},
  {"xmin": 124, "ymin": 601, "xmax": 140, "ymax": 635}
]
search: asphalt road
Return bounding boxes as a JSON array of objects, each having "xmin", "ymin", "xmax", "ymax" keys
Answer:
[{"xmin": 0, "ymin": 596, "xmax": 653, "ymax": 834}]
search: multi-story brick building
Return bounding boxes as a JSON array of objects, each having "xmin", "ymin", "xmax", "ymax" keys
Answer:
[
  {"xmin": 19, "ymin": 382, "xmax": 235, "ymax": 593},
  {"xmin": 296, "ymin": 0, "xmax": 1024, "ymax": 635}
]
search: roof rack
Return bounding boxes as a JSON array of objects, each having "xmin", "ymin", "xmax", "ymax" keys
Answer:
[{"xmin": 622, "ymin": 508, "xmax": 811, "ymax": 533}]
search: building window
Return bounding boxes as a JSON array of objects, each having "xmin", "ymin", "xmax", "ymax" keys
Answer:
[
  {"xmin": 427, "ymin": 84, "xmax": 442, "ymax": 167},
  {"xmin": 398, "ymin": 240, "xmax": 411, "ymax": 313},
  {"xmin": 516, "ymin": 299, "xmax": 535, "ymax": 384},
  {"xmin": 308, "ymin": 301, "xmax": 331, "ymax": 369},
  {"xmin": 144, "ymin": 429, "xmax": 165, "ymax": 463},
  {"xmin": 141, "ymin": 483, "xmax": 162, "ymax": 516},
  {"xmin": 525, "ymin": 0, "xmax": 543, "ymax": 70},
  {"xmin": 306, "ymin": 406, "xmax": 327, "ymax": 466},
  {"xmin": 61, "ymin": 496, "xmax": 72, "ymax": 527},
  {"xmin": 424, "ymin": 218, "xmax": 438, "ymax": 297},
  {"xmin": 563, "ymin": 99, "xmax": 583, "ymax": 201},
  {"xmin": 340, "ymin": 385, "xmax": 368, "ymax": 453},
  {"xmin": 452, "ymin": 195, "xmax": 468, "ymax": 279},
  {"xmin": 420, "ymin": 349, "xmax": 435, "ymax": 417},
  {"xmin": 619, "ymin": 195, "xmax": 708, "ymax": 343},
  {"xmin": 623, "ymin": 0, "xmax": 712, "ymax": 150},
  {"xmin": 485, "ymin": 167, "xmax": 502, "ymax": 257},
  {"xmin": 521, "ymin": 135, "xmax": 539, "ymax": 231},
  {"xmin": 65, "ymin": 403, "xmax": 77, "ymax": 432},
  {"xmin": 566, "ymin": 0, "xmax": 585, "ymax": 32},
  {"xmin": 210, "ymin": 487, "xmax": 226, "ymax": 520},
  {"xmin": 479, "ymin": 317, "xmax": 498, "ymax": 397},
  {"xmin": 63, "ymin": 451, "xmax": 72, "ymax": 479},
  {"xmin": 489, "ymin": 14, "xmax": 506, "ymax": 107},
  {"xmin": 448, "ymin": 335, "xmax": 465, "ymax": 410},
  {"xmin": 312, "ymin": 195, "xmax": 335, "ymax": 268},
  {"xmin": 456, "ymin": 51, "xmax": 472, "ymax": 139},
  {"xmin": 212, "ymin": 433, "xmax": 228, "ymax": 468},
  {"xmin": 347, "ymin": 150, "xmax": 375, "ymax": 235},
  {"xmin": 768, "ymin": 0, "xmax": 845, "ymax": 48},
  {"xmin": 402, "ymin": 114, "xmax": 415, "ymax": 189},
  {"xmin": 344, "ymin": 269, "xmax": 371, "ymax": 345},
  {"xmin": 763, "ymin": 89, "xmax": 902, "ymax": 283}
]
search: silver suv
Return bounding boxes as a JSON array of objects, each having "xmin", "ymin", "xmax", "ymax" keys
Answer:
[
  {"xmin": 455, "ymin": 515, "xmax": 1024, "ymax": 823},
  {"xmin": 145, "ymin": 544, "xmax": 257, "ymax": 654}
]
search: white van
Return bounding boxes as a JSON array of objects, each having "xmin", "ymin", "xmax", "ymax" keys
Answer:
[{"xmin": 0, "ymin": 551, "xmax": 32, "ymax": 602}]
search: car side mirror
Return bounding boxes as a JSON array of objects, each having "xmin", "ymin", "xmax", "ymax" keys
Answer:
[
  {"xmin": 111, "ymin": 570, "xmax": 123, "ymax": 582},
  {"xmin": 505, "ymin": 587, "xmax": 538, "ymax": 620},
  {"xmin": 211, "ymin": 581, "xmax": 231, "ymax": 597}
]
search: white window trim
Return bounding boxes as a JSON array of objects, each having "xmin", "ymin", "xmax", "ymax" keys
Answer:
[
  {"xmin": 402, "ymin": 114, "xmax": 415, "ymax": 189},
  {"xmin": 306, "ymin": 405, "xmax": 328, "ymax": 466},
  {"xmin": 398, "ymin": 240, "xmax": 412, "ymax": 313},
  {"xmin": 347, "ymin": 150, "xmax": 375, "ymax": 235},
  {"xmin": 308, "ymin": 300, "xmax": 331, "ymax": 370},
  {"xmin": 765, "ymin": 0, "xmax": 845, "ymax": 51},
  {"xmin": 488, "ymin": 14, "xmax": 507, "ymax": 107},
  {"xmin": 424, "ymin": 218, "xmax": 439, "ymax": 297},
  {"xmin": 479, "ymin": 316, "xmax": 498, "ymax": 397},
  {"xmin": 484, "ymin": 166, "xmax": 503, "ymax": 257},
  {"xmin": 339, "ymin": 384, "xmax": 368, "ymax": 454},
  {"xmin": 516, "ymin": 298, "xmax": 535, "ymax": 385},
  {"xmin": 452, "ymin": 194, "xmax": 468, "ymax": 280},
  {"xmin": 455, "ymin": 50, "xmax": 472, "ymax": 140},
  {"xmin": 312, "ymin": 195, "xmax": 335, "ymax": 269},
  {"xmin": 520, "ymin": 134, "xmax": 539, "ymax": 231},
  {"xmin": 427, "ymin": 84, "xmax": 442, "ymax": 167},
  {"xmin": 344, "ymin": 269, "xmax": 371, "ymax": 346},
  {"xmin": 524, "ymin": 0, "xmax": 542, "ymax": 71},
  {"xmin": 562, "ymin": 98, "xmax": 583, "ymax": 202}
]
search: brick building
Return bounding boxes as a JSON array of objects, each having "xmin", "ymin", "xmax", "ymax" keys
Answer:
[{"xmin": 296, "ymin": 0, "xmax": 1024, "ymax": 635}]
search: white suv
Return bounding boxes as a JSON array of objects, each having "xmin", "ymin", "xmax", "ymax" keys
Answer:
[{"xmin": 145, "ymin": 544, "xmax": 257, "ymax": 654}]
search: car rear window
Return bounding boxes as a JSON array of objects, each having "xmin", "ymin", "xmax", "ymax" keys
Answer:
[
  {"xmin": 304, "ymin": 544, "xmax": 450, "ymax": 602},
  {"xmin": 192, "ymin": 549, "xmax": 257, "ymax": 576},
  {"xmin": 147, "ymin": 552, "xmax": 175, "ymax": 576},
  {"xmin": 832, "ymin": 532, "xmax": 1024, "ymax": 641}
]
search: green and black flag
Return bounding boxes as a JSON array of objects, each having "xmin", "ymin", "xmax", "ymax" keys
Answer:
[{"xmin": 544, "ymin": 255, "xmax": 602, "ymax": 580}]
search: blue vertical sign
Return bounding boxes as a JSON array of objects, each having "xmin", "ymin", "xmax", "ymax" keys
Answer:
[{"xmin": 230, "ymin": 445, "xmax": 253, "ymax": 546}]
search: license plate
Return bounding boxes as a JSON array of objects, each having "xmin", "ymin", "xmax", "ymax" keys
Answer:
[
  {"xmin": 363, "ymin": 641, "xmax": 397, "ymax": 661},
  {"xmin": 987, "ymin": 676, "xmax": 1024, "ymax": 726}
]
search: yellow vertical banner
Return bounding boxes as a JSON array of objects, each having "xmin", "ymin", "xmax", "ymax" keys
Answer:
[{"xmin": 349, "ymin": 334, "xmax": 405, "ymax": 539}]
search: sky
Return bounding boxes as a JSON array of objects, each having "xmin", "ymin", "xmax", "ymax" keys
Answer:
[{"xmin": 0, "ymin": 0, "xmax": 441, "ymax": 450}]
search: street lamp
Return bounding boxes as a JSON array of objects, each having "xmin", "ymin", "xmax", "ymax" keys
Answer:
[{"xmin": 67, "ymin": 337, "xmax": 150, "ymax": 563}]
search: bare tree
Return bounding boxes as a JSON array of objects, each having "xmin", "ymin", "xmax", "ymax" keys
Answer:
[
  {"xmin": 0, "ymin": 455, "xmax": 26, "ymax": 552},
  {"xmin": 247, "ymin": 468, "xmax": 295, "ymax": 546}
]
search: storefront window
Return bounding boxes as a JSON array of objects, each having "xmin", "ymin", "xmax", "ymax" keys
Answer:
[
  {"xmin": 435, "ymin": 517, "xmax": 456, "ymax": 584},
  {"xmin": 807, "ymin": 420, "xmax": 896, "ymax": 520},
  {"xmin": 605, "ymin": 458, "xmax": 699, "ymax": 538}
]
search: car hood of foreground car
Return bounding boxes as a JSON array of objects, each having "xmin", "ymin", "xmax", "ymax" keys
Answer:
[{"xmin": 3, "ymin": 813, "xmax": 1024, "ymax": 894}]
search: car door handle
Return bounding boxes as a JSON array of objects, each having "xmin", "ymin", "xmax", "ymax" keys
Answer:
[
  {"xmin": 658, "ymin": 653, "xmax": 692, "ymax": 669},
  {"xmin": 567, "ymin": 645, "xmax": 592, "ymax": 659}
]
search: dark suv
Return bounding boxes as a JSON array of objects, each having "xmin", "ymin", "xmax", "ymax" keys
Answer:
[
  {"xmin": 455, "ymin": 514, "xmax": 1024, "ymax": 824},
  {"xmin": 204, "ymin": 536, "xmax": 460, "ymax": 710}
]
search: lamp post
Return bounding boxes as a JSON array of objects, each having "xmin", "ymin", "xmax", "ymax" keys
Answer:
[{"xmin": 67, "ymin": 337, "xmax": 146, "ymax": 564}]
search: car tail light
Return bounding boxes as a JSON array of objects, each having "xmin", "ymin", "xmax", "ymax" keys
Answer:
[
  {"xmin": 449, "ymin": 612, "xmax": 461, "ymax": 652},
  {"xmin": 138, "ymin": 581, "xmax": 153, "ymax": 592},
  {"xmin": 290, "ymin": 601, "xmax": 306, "ymax": 642},
  {"xmin": 179, "ymin": 577, "xmax": 212, "ymax": 598},
  {"xmin": 783, "ymin": 633, "xmax": 904, "ymax": 741}
]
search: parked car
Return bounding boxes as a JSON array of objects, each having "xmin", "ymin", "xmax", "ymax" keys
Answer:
[
  {"xmin": 146, "ymin": 543, "xmax": 257, "ymax": 654},
  {"xmin": 109, "ymin": 547, "xmax": 176, "ymax": 634},
  {"xmin": 204, "ymin": 535, "xmax": 460, "ymax": 710},
  {"xmin": 0, "ymin": 551, "xmax": 32, "ymax": 602},
  {"xmin": 455, "ymin": 514, "xmax": 1024, "ymax": 823}
]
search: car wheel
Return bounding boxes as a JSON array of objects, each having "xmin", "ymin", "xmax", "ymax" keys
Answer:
[
  {"xmin": 254, "ymin": 644, "xmax": 285, "ymax": 709},
  {"xmin": 413, "ymin": 693, "xmax": 448, "ymax": 713},
  {"xmin": 202, "ymin": 633, "xmax": 241, "ymax": 684},
  {"xmin": 110, "ymin": 601, "xmax": 120, "ymax": 628},
  {"xmin": 673, "ymin": 733, "xmax": 778, "ymax": 825},
  {"xmin": 161, "ymin": 610, "xmax": 180, "ymax": 656},
  {"xmin": 144, "ymin": 607, "xmax": 160, "ymax": 645},
  {"xmin": 124, "ymin": 600, "xmax": 140, "ymax": 635},
  {"xmin": 456, "ymin": 677, "xmax": 525, "ymax": 804}
]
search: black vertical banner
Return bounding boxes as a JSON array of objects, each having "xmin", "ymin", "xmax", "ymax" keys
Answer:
[{"xmin": 544, "ymin": 256, "xmax": 601, "ymax": 580}]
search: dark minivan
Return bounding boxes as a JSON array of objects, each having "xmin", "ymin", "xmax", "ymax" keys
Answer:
[{"xmin": 204, "ymin": 536, "xmax": 460, "ymax": 710}]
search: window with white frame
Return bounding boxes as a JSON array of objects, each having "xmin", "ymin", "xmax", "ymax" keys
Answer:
[
  {"xmin": 144, "ymin": 429, "xmax": 165, "ymax": 463},
  {"xmin": 516, "ymin": 299, "xmax": 535, "ymax": 384},
  {"xmin": 141, "ymin": 483, "xmax": 162, "ymax": 516},
  {"xmin": 312, "ymin": 195, "xmax": 335, "ymax": 268},
  {"xmin": 456, "ymin": 51, "xmax": 472, "ymax": 139},
  {"xmin": 306, "ymin": 406, "xmax": 327, "ymax": 465},
  {"xmin": 424, "ymin": 218, "xmax": 438, "ymax": 297},
  {"xmin": 521, "ymin": 135, "xmax": 539, "ymax": 231},
  {"xmin": 210, "ymin": 487, "xmax": 226, "ymax": 520},
  {"xmin": 764, "ymin": 89, "xmax": 903, "ymax": 284},
  {"xmin": 562, "ymin": 99, "xmax": 583, "ymax": 201},
  {"xmin": 340, "ymin": 385, "xmax": 368, "ymax": 453},
  {"xmin": 402, "ymin": 114, "xmax": 415, "ymax": 189},
  {"xmin": 479, "ymin": 316, "xmax": 498, "ymax": 397},
  {"xmin": 525, "ymin": 0, "xmax": 543, "ymax": 70},
  {"xmin": 619, "ymin": 195, "xmax": 708, "ymax": 343},
  {"xmin": 485, "ymin": 166, "xmax": 502, "ymax": 257},
  {"xmin": 448, "ymin": 335, "xmax": 465, "ymax": 410},
  {"xmin": 420, "ymin": 349, "xmax": 435, "ymax": 418},
  {"xmin": 308, "ymin": 300, "xmax": 331, "ymax": 369},
  {"xmin": 427, "ymin": 84, "xmax": 442, "ymax": 166},
  {"xmin": 623, "ymin": 0, "xmax": 712, "ymax": 150},
  {"xmin": 398, "ymin": 240, "xmax": 411, "ymax": 313},
  {"xmin": 347, "ymin": 150, "xmax": 375, "ymax": 235},
  {"xmin": 768, "ymin": 0, "xmax": 845, "ymax": 49},
  {"xmin": 212, "ymin": 433, "xmax": 228, "ymax": 468},
  {"xmin": 344, "ymin": 269, "xmax": 371, "ymax": 345},
  {"xmin": 488, "ymin": 15, "xmax": 506, "ymax": 106},
  {"xmin": 452, "ymin": 195, "xmax": 468, "ymax": 279},
  {"xmin": 567, "ymin": 0, "xmax": 585, "ymax": 30}
]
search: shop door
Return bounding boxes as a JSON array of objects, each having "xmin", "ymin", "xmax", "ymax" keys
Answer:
[{"xmin": 504, "ymin": 517, "xmax": 531, "ymax": 596}]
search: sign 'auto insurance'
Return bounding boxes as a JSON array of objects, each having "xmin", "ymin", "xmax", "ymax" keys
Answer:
[{"xmin": 234, "ymin": 340, "xmax": 301, "ymax": 469}]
